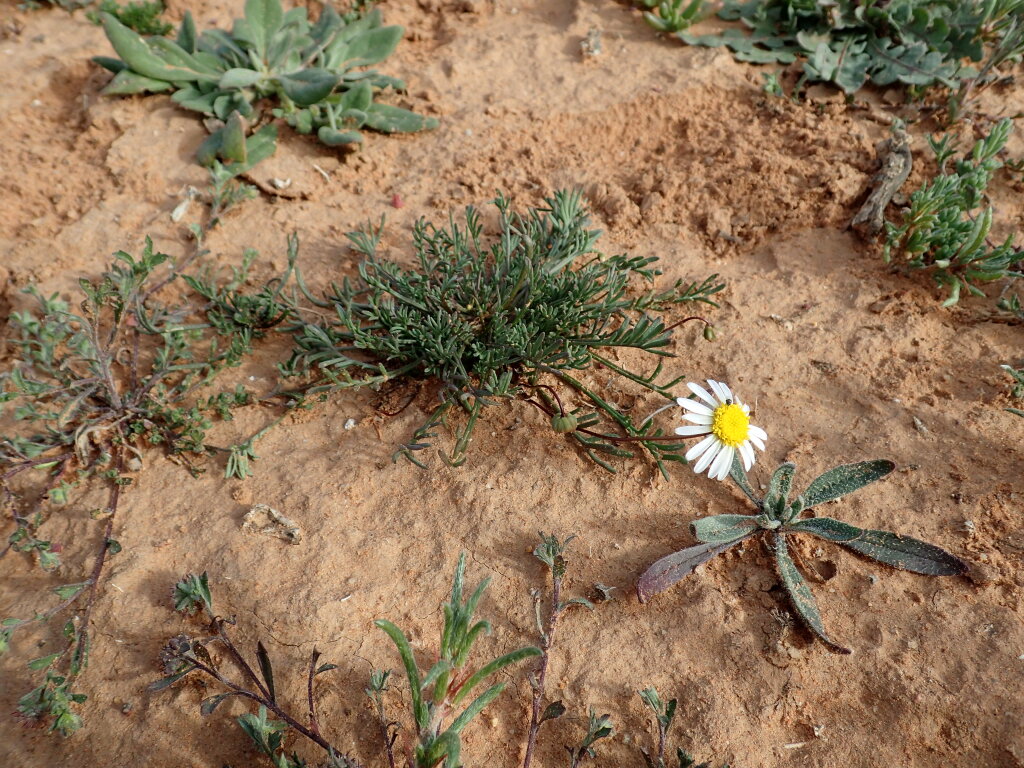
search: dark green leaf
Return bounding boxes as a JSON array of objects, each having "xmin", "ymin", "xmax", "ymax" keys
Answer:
[
  {"xmin": 101, "ymin": 68, "xmax": 175, "ymax": 95},
  {"xmin": 27, "ymin": 653, "xmax": 60, "ymax": 671},
  {"xmin": 765, "ymin": 462, "xmax": 795, "ymax": 513},
  {"xmin": 785, "ymin": 517, "xmax": 862, "ymax": 542},
  {"xmin": 540, "ymin": 700, "xmax": 566, "ymax": 723},
  {"xmin": 147, "ymin": 667, "xmax": 194, "ymax": 691},
  {"xmin": 839, "ymin": 529, "xmax": 968, "ymax": 576},
  {"xmin": 256, "ymin": 640, "xmax": 276, "ymax": 702},
  {"xmin": 802, "ymin": 460, "xmax": 896, "ymax": 509},
  {"xmin": 52, "ymin": 582, "xmax": 90, "ymax": 601},
  {"xmin": 772, "ymin": 534, "xmax": 850, "ymax": 654},
  {"xmin": 200, "ymin": 692, "xmax": 239, "ymax": 715}
]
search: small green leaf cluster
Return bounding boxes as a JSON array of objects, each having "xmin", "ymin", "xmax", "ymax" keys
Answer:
[
  {"xmin": 172, "ymin": 572, "xmax": 213, "ymax": 616},
  {"xmin": 566, "ymin": 710, "xmax": 615, "ymax": 767},
  {"xmin": 679, "ymin": 0, "xmax": 1015, "ymax": 96},
  {"xmin": 884, "ymin": 119, "xmax": 1021, "ymax": 305},
  {"xmin": 17, "ymin": 671, "xmax": 87, "ymax": 736},
  {"xmin": 638, "ymin": 456, "xmax": 968, "ymax": 652},
  {"xmin": 639, "ymin": 687, "xmax": 723, "ymax": 768},
  {"xmin": 284, "ymin": 190, "xmax": 723, "ymax": 472},
  {"xmin": 87, "ymin": 0, "xmax": 172, "ymax": 37},
  {"xmin": 635, "ymin": 0, "xmax": 706, "ymax": 34},
  {"xmin": 376, "ymin": 552, "xmax": 541, "ymax": 768},
  {"xmin": 93, "ymin": 0, "xmax": 437, "ymax": 167}
]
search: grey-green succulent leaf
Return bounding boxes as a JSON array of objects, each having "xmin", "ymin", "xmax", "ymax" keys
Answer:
[
  {"xmin": 689, "ymin": 514, "xmax": 759, "ymax": 544},
  {"xmin": 772, "ymin": 534, "xmax": 850, "ymax": 654},
  {"xmin": 364, "ymin": 103, "xmax": 439, "ymax": 134},
  {"xmin": 838, "ymin": 529, "xmax": 968, "ymax": 576},
  {"xmin": 801, "ymin": 460, "xmax": 896, "ymax": 509}
]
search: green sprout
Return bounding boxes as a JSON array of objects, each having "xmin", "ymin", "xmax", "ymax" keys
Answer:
[
  {"xmin": 636, "ymin": 0, "xmax": 707, "ymax": 34},
  {"xmin": 376, "ymin": 553, "xmax": 541, "ymax": 768},
  {"xmin": 285, "ymin": 190, "xmax": 723, "ymax": 474},
  {"xmin": 638, "ymin": 456, "xmax": 968, "ymax": 653}
]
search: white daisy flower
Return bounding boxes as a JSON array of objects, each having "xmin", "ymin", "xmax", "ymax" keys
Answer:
[{"xmin": 674, "ymin": 379, "xmax": 767, "ymax": 481}]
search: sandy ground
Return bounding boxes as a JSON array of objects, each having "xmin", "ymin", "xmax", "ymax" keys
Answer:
[{"xmin": 1, "ymin": 0, "xmax": 1023, "ymax": 766}]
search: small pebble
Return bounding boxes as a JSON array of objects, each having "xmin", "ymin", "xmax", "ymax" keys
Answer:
[{"xmin": 343, "ymin": 418, "xmax": 357, "ymax": 430}]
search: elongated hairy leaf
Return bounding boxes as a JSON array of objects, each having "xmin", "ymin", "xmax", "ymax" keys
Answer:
[
  {"xmin": 690, "ymin": 514, "xmax": 759, "ymax": 544},
  {"xmin": 772, "ymin": 534, "xmax": 850, "ymax": 654},
  {"xmin": 785, "ymin": 516, "xmax": 862, "ymax": 542},
  {"xmin": 839, "ymin": 529, "xmax": 968, "ymax": 576},
  {"xmin": 636, "ymin": 539, "xmax": 749, "ymax": 602},
  {"xmin": 802, "ymin": 460, "xmax": 895, "ymax": 509}
]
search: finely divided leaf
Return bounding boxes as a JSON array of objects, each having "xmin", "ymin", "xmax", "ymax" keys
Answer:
[
  {"xmin": 802, "ymin": 460, "xmax": 895, "ymax": 509},
  {"xmin": 772, "ymin": 534, "xmax": 850, "ymax": 654},
  {"xmin": 838, "ymin": 529, "xmax": 968, "ymax": 576}
]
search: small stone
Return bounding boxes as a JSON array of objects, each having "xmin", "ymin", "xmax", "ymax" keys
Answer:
[{"xmin": 343, "ymin": 418, "xmax": 357, "ymax": 430}]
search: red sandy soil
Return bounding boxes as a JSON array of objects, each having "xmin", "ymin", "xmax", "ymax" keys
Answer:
[{"xmin": 1, "ymin": 1, "xmax": 1023, "ymax": 766}]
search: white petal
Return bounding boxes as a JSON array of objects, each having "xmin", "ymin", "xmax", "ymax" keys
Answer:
[
  {"xmin": 678, "ymin": 398, "xmax": 713, "ymax": 416},
  {"xmin": 693, "ymin": 440, "xmax": 722, "ymax": 474},
  {"xmin": 682, "ymin": 413, "xmax": 713, "ymax": 425},
  {"xmin": 740, "ymin": 402, "xmax": 750, "ymax": 415},
  {"xmin": 739, "ymin": 441, "xmax": 755, "ymax": 471},
  {"xmin": 686, "ymin": 382, "xmax": 717, "ymax": 408},
  {"xmin": 749, "ymin": 433, "xmax": 765, "ymax": 451},
  {"xmin": 685, "ymin": 434, "xmax": 717, "ymax": 462},
  {"xmin": 710, "ymin": 445, "xmax": 734, "ymax": 481},
  {"xmin": 675, "ymin": 424, "xmax": 711, "ymax": 436},
  {"xmin": 749, "ymin": 425, "xmax": 768, "ymax": 442},
  {"xmin": 719, "ymin": 381, "xmax": 735, "ymax": 402},
  {"xmin": 707, "ymin": 380, "xmax": 729, "ymax": 403}
]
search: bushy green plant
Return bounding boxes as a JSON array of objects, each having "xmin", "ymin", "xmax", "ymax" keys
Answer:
[
  {"xmin": 638, "ymin": 456, "xmax": 968, "ymax": 653},
  {"xmin": 93, "ymin": 0, "xmax": 437, "ymax": 170},
  {"xmin": 87, "ymin": 0, "xmax": 171, "ymax": 36},
  {"xmin": 0, "ymin": 238, "xmax": 295, "ymax": 734},
  {"xmin": 284, "ymin": 190, "xmax": 723, "ymax": 473},
  {"xmin": 884, "ymin": 118, "xmax": 1021, "ymax": 305},
  {"xmin": 679, "ymin": 0, "xmax": 1024, "ymax": 97}
]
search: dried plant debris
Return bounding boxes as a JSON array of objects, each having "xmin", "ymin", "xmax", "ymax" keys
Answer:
[
  {"xmin": 638, "ymin": 456, "xmax": 968, "ymax": 653},
  {"xmin": 94, "ymin": 0, "xmax": 437, "ymax": 171},
  {"xmin": 284, "ymin": 190, "xmax": 724, "ymax": 473},
  {"xmin": 242, "ymin": 504, "xmax": 302, "ymax": 544}
]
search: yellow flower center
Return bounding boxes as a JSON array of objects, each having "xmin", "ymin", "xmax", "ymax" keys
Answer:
[{"xmin": 711, "ymin": 403, "xmax": 749, "ymax": 447}]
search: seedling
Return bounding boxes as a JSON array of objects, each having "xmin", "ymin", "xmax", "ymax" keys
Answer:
[
  {"xmin": 637, "ymin": 456, "xmax": 968, "ymax": 653},
  {"xmin": 285, "ymin": 190, "xmax": 723, "ymax": 473},
  {"xmin": 638, "ymin": 687, "xmax": 722, "ymax": 768},
  {"xmin": 94, "ymin": 0, "xmax": 437, "ymax": 171},
  {"xmin": 376, "ymin": 553, "xmax": 541, "ymax": 767},
  {"xmin": 523, "ymin": 534, "xmax": 595, "ymax": 768},
  {"xmin": 565, "ymin": 709, "xmax": 615, "ymax": 767},
  {"xmin": 885, "ymin": 119, "xmax": 1022, "ymax": 305}
]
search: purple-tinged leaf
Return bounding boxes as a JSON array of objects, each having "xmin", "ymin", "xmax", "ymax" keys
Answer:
[{"xmin": 636, "ymin": 538, "xmax": 750, "ymax": 603}]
